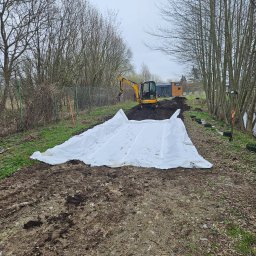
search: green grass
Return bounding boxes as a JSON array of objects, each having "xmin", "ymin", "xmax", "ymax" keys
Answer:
[
  {"xmin": 186, "ymin": 96, "xmax": 256, "ymax": 173},
  {"xmin": 189, "ymin": 110, "xmax": 228, "ymax": 129},
  {"xmin": 187, "ymin": 109, "xmax": 256, "ymax": 150},
  {"xmin": 227, "ymin": 224, "xmax": 256, "ymax": 255},
  {"xmin": 185, "ymin": 93, "xmax": 206, "ymax": 110},
  {"xmin": 0, "ymin": 101, "xmax": 137, "ymax": 180},
  {"xmin": 185, "ymin": 93, "xmax": 206, "ymax": 101},
  {"xmin": 186, "ymin": 109, "xmax": 256, "ymax": 173}
]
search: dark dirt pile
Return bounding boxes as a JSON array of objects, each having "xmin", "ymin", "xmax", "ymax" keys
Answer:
[
  {"xmin": 126, "ymin": 97, "xmax": 190, "ymax": 120},
  {"xmin": 0, "ymin": 98, "xmax": 255, "ymax": 256}
]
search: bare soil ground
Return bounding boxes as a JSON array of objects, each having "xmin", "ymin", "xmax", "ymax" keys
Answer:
[
  {"xmin": 126, "ymin": 98, "xmax": 190, "ymax": 120},
  {"xmin": 0, "ymin": 98, "xmax": 255, "ymax": 256}
]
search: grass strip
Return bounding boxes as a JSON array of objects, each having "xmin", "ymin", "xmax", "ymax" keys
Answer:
[{"xmin": 0, "ymin": 101, "xmax": 136, "ymax": 180}]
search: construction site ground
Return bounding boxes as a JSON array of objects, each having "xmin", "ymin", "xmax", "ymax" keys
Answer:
[{"xmin": 0, "ymin": 98, "xmax": 255, "ymax": 256}]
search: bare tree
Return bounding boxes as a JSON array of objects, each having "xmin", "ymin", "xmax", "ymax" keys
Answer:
[
  {"xmin": 141, "ymin": 63, "xmax": 152, "ymax": 81},
  {"xmin": 0, "ymin": 0, "xmax": 134, "ymax": 131},
  {"xmin": 155, "ymin": 0, "xmax": 256, "ymax": 134},
  {"xmin": 0, "ymin": 0, "xmax": 49, "ymax": 112}
]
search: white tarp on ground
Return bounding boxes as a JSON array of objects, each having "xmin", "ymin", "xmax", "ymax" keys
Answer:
[{"xmin": 31, "ymin": 109, "xmax": 213, "ymax": 169}]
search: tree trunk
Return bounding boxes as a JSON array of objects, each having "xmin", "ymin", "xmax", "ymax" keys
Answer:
[{"xmin": 0, "ymin": 74, "xmax": 11, "ymax": 113}]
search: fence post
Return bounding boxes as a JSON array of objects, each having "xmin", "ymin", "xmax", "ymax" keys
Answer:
[
  {"xmin": 68, "ymin": 95, "xmax": 75, "ymax": 127},
  {"xmin": 75, "ymin": 86, "xmax": 79, "ymax": 116},
  {"xmin": 53, "ymin": 96, "xmax": 58, "ymax": 121}
]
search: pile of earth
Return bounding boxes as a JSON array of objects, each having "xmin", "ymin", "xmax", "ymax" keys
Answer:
[{"xmin": 126, "ymin": 97, "xmax": 190, "ymax": 120}]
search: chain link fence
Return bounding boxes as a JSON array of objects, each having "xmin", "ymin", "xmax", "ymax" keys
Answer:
[{"xmin": 0, "ymin": 83, "xmax": 134, "ymax": 136}]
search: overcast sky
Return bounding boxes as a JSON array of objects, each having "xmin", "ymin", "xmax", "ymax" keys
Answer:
[{"xmin": 91, "ymin": 0, "xmax": 185, "ymax": 82}]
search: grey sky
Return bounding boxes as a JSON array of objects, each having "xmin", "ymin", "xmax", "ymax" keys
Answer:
[{"xmin": 91, "ymin": 0, "xmax": 185, "ymax": 81}]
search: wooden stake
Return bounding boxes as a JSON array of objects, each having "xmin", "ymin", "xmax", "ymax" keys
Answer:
[{"xmin": 68, "ymin": 95, "xmax": 75, "ymax": 127}]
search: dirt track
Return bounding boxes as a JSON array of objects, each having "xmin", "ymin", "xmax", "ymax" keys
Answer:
[{"xmin": 0, "ymin": 98, "xmax": 255, "ymax": 256}]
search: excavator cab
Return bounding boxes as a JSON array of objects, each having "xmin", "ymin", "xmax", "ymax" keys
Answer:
[{"xmin": 140, "ymin": 81, "xmax": 157, "ymax": 105}]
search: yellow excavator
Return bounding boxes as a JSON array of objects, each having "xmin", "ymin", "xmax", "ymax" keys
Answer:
[{"xmin": 118, "ymin": 76, "xmax": 158, "ymax": 107}]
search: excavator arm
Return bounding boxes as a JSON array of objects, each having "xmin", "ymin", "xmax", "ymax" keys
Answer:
[{"xmin": 118, "ymin": 76, "xmax": 141, "ymax": 104}]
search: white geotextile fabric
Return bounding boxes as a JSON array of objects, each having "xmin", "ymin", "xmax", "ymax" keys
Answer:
[{"xmin": 31, "ymin": 109, "xmax": 213, "ymax": 169}]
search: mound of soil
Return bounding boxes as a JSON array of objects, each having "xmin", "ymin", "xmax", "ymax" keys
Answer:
[{"xmin": 126, "ymin": 97, "xmax": 190, "ymax": 120}]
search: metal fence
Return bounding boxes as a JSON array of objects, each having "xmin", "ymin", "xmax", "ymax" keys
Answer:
[{"xmin": 0, "ymin": 83, "xmax": 134, "ymax": 136}]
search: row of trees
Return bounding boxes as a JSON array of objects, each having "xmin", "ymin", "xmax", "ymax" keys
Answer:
[
  {"xmin": 157, "ymin": 0, "xmax": 256, "ymax": 134},
  {"xmin": 0, "ymin": 0, "xmax": 132, "ymax": 119},
  {"xmin": 127, "ymin": 63, "xmax": 162, "ymax": 83}
]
